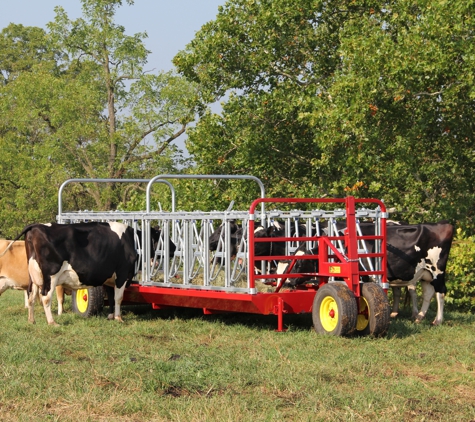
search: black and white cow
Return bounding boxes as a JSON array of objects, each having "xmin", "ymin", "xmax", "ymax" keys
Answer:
[
  {"xmin": 379, "ymin": 221, "xmax": 454, "ymax": 325},
  {"xmin": 237, "ymin": 220, "xmax": 308, "ymax": 271},
  {"xmin": 209, "ymin": 220, "xmax": 243, "ymax": 262},
  {"xmin": 273, "ymin": 220, "xmax": 454, "ymax": 325},
  {"xmin": 209, "ymin": 220, "xmax": 316, "ymax": 276},
  {"xmin": 12, "ymin": 221, "xmax": 157, "ymax": 325},
  {"xmin": 255, "ymin": 221, "xmax": 321, "ymax": 279},
  {"xmin": 326, "ymin": 220, "xmax": 454, "ymax": 325},
  {"xmin": 209, "ymin": 220, "xmax": 285, "ymax": 265},
  {"xmin": 103, "ymin": 225, "xmax": 175, "ymax": 318},
  {"xmin": 252, "ymin": 221, "xmax": 288, "ymax": 270},
  {"xmin": 275, "ymin": 243, "xmax": 318, "ymax": 287}
]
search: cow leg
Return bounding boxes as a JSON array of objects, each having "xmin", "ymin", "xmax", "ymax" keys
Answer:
[
  {"xmin": 24, "ymin": 290, "xmax": 29, "ymax": 308},
  {"xmin": 432, "ymin": 292, "xmax": 445, "ymax": 326},
  {"xmin": 414, "ymin": 281, "xmax": 435, "ymax": 323},
  {"xmin": 40, "ymin": 289, "xmax": 59, "ymax": 326},
  {"xmin": 105, "ymin": 286, "xmax": 115, "ymax": 320},
  {"xmin": 56, "ymin": 285, "xmax": 64, "ymax": 315},
  {"xmin": 27, "ymin": 283, "xmax": 38, "ymax": 324},
  {"xmin": 390, "ymin": 286, "xmax": 402, "ymax": 318},
  {"xmin": 39, "ymin": 270, "xmax": 60, "ymax": 325},
  {"xmin": 407, "ymin": 284, "xmax": 420, "ymax": 320},
  {"xmin": 113, "ymin": 284, "xmax": 127, "ymax": 322},
  {"xmin": 0, "ymin": 277, "xmax": 12, "ymax": 296}
]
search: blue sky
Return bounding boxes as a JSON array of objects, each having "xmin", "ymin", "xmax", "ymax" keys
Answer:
[{"xmin": 0, "ymin": 0, "xmax": 225, "ymax": 72}]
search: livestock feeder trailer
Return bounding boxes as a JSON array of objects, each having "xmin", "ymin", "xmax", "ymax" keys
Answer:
[{"xmin": 57, "ymin": 175, "xmax": 390, "ymax": 337}]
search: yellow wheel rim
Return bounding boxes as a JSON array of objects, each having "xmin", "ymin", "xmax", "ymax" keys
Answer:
[
  {"xmin": 357, "ymin": 297, "xmax": 370, "ymax": 331},
  {"xmin": 76, "ymin": 289, "xmax": 89, "ymax": 313},
  {"xmin": 320, "ymin": 296, "xmax": 338, "ymax": 332}
]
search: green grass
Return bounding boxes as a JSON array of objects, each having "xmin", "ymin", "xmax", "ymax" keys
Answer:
[{"xmin": 0, "ymin": 290, "xmax": 474, "ymax": 421}]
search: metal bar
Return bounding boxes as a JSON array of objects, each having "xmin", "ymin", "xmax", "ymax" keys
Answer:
[
  {"xmin": 145, "ymin": 174, "xmax": 266, "ymax": 217},
  {"xmin": 57, "ymin": 178, "xmax": 176, "ymax": 220}
]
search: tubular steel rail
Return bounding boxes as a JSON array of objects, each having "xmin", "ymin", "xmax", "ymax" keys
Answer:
[{"xmin": 57, "ymin": 176, "xmax": 388, "ymax": 332}]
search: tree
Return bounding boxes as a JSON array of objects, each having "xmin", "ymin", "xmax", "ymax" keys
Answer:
[
  {"xmin": 0, "ymin": 23, "xmax": 61, "ymax": 86},
  {"xmin": 0, "ymin": 0, "xmax": 198, "ymax": 236},
  {"xmin": 0, "ymin": 24, "xmax": 66, "ymax": 233},
  {"xmin": 46, "ymin": 0, "xmax": 198, "ymax": 208},
  {"xmin": 175, "ymin": 0, "xmax": 475, "ymax": 228}
]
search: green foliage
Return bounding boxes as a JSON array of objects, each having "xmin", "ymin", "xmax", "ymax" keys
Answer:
[
  {"xmin": 0, "ymin": 0, "xmax": 198, "ymax": 236},
  {"xmin": 446, "ymin": 228, "xmax": 475, "ymax": 312},
  {"xmin": 0, "ymin": 23, "xmax": 61, "ymax": 85},
  {"xmin": 175, "ymin": 0, "xmax": 475, "ymax": 229}
]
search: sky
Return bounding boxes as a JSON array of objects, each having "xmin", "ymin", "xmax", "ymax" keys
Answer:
[
  {"xmin": 0, "ymin": 1, "xmax": 227, "ymax": 154},
  {"xmin": 0, "ymin": 0, "xmax": 225, "ymax": 72}
]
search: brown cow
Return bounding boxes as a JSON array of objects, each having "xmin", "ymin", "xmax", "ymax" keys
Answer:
[{"xmin": 0, "ymin": 239, "xmax": 65, "ymax": 313}]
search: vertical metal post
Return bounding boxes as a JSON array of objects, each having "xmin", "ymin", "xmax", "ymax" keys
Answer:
[
  {"xmin": 248, "ymin": 214, "xmax": 256, "ymax": 293},
  {"xmin": 275, "ymin": 297, "xmax": 286, "ymax": 332},
  {"xmin": 224, "ymin": 218, "xmax": 231, "ymax": 288},
  {"xmin": 183, "ymin": 220, "xmax": 190, "ymax": 284},
  {"xmin": 145, "ymin": 219, "xmax": 152, "ymax": 283},
  {"xmin": 203, "ymin": 219, "xmax": 210, "ymax": 287},
  {"xmin": 163, "ymin": 219, "xmax": 170, "ymax": 283},
  {"xmin": 345, "ymin": 196, "xmax": 361, "ymax": 297}
]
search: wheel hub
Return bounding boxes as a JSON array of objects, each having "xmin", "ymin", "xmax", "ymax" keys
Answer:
[{"xmin": 320, "ymin": 296, "xmax": 338, "ymax": 332}]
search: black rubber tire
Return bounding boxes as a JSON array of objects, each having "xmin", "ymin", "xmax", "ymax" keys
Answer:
[
  {"xmin": 356, "ymin": 283, "xmax": 390, "ymax": 337},
  {"xmin": 71, "ymin": 286, "xmax": 104, "ymax": 317},
  {"xmin": 312, "ymin": 283, "xmax": 358, "ymax": 337}
]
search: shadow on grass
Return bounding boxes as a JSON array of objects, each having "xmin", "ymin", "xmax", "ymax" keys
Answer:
[
  {"xmin": 386, "ymin": 306, "xmax": 475, "ymax": 338},
  {"xmin": 98, "ymin": 302, "xmax": 475, "ymax": 338},
  {"xmin": 115, "ymin": 303, "xmax": 314, "ymax": 332},
  {"xmin": 443, "ymin": 309, "xmax": 475, "ymax": 324},
  {"xmin": 204, "ymin": 311, "xmax": 314, "ymax": 332}
]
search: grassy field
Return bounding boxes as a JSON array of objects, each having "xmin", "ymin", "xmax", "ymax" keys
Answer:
[{"xmin": 0, "ymin": 290, "xmax": 474, "ymax": 422}]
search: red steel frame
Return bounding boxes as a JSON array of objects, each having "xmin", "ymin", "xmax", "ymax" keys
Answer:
[{"xmin": 122, "ymin": 196, "xmax": 387, "ymax": 331}]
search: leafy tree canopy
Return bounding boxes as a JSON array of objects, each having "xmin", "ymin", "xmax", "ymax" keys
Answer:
[
  {"xmin": 0, "ymin": 0, "xmax": 199, "ymax": 237},
  {"xmin": 175, "ymin": 0, "xmax": 475, "ymax": 229}
]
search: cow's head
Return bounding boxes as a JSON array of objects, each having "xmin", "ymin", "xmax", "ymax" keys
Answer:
[
  {"xmin": 209, "ymin": 220, "xmax": 242, "ymax": 251},
  {"xmin": 151, "ymin": 226, "xmax": 176, "ymax": 258},
  {"xmin": 253, "ymin": 224, "xmax": 285, "ymax": 256},
  {"xmin": 209, "ymin": 220, "xmax": 243, "ymax": 263}
]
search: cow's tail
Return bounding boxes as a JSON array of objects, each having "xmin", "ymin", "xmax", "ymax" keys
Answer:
[{"xmin": 0, "ymin": 224, "xmax": 37, "ymax": 258}]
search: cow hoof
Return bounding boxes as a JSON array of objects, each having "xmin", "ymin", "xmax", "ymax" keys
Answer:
[
  {"xmin": 390, "ymin": 312, "xmax": 399, "ymax": 318},
  {"xmin": 431, "ymin": 320, "xmax": 442, "ymax": 326},
  {"xmin": 48, "ymin": 321, "xmax": 60, "ymax": 327},
  {"xmin": 114, "ymin": 316, "xmax": 124, "ymax": 323}
]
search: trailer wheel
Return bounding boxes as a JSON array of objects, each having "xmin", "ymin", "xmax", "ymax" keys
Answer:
[
  {"xmin": 356, "ymin": 283, "xmax": 390, "ymax": 337},
  {"xmin": 71, "ymin": 286, "xmax": 104, "ymax": 317},
  {"xmin": 312, "ymin": 283, "xmax": 357, "ymax": 336}
]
